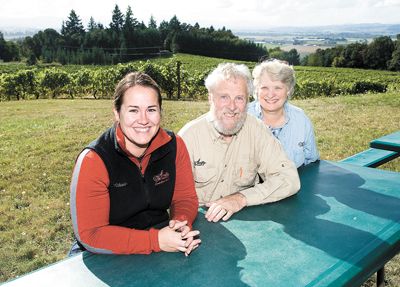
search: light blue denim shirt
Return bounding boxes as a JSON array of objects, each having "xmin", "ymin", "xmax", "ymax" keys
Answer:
[{"xmin": 247, "ymin": 101, "xmax": 319, "ymax": 168}]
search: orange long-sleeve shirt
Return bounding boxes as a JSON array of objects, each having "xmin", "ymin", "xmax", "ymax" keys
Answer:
[{"xmin": 70, "ymin": 126, "xmax": 198, "ymax": 254}]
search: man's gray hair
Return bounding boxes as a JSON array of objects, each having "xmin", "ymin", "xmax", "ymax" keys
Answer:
[{"xmin": 205, "ymin": 63, "xmax": 253, "ymax": 97}]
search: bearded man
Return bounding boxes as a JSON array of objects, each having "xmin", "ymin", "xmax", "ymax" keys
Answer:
[{"xmin": 178, "ymin": 63, "xmax": 300, "ymax": 223}]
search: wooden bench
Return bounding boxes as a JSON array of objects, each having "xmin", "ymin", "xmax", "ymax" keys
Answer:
[{"xmin": 340, "ymin": 148, "xmax": 399, "ymax": 168}]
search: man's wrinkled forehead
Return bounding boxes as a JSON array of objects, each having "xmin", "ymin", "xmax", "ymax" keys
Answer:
[{"xmin": 209, "ymin": 75, "xmax": 248, "ymax": 94}]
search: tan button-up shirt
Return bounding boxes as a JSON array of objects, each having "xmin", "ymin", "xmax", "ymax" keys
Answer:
[{"xmin": 178, "ymin": 112, "xmax": 301, "ymax": 206}]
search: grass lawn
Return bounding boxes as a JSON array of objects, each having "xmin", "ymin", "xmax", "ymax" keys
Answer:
[{"xmin": 0, "ymin": 93, "xmax": 399, "ymax": 285}]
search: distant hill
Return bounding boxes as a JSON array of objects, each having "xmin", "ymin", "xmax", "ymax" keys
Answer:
[
  {"xmin": 234, "ymin": 23, "xmax": 400, "ymax": 37},
  {"xmin": 0, "ymin": 27, "xmax": 41, "ymax": 40},
  {"xmin": 2, "ymin": 23, "xmax": 399, "ymax": 41}
]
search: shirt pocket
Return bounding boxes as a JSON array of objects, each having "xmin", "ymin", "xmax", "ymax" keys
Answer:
[
  {"xmin": 194, "ymin": 166, "xmax": 217, "ymax": 188},
  {"xmin": 233, "ymin": 163, "xmax": 258, "ymax": 189},
  {"xmin": 292, "ymin": 145, "xmax": 305, "ymax": 168}
]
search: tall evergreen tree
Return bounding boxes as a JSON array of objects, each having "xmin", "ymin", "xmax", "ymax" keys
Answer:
[
  {"xmin": 168, "ymin": 16, "xmax": 182, "ymax": 33},
  {"xmin": 123, "ymin": 5, "xmax": 138, "ymax": 48},
  {"xmin": 87, "ymin": 17, "xmax": 97, "ymax": 31},
  {"xmin": 108, "ymin": 5, "xmax": 124, "ymax": 50},
  {"xmin": 148, "ymin": 16, "xmax": 157, "ymax": 29},
  {"xmin": 61, "ymin": 10, "xmax": 85, "ymax": 49},
  {"xmin": 0, "ymin": 32, "xmax": 7, "ymax": 59},
  {"xmin": 0, "ymin": 32, "xmax": 20, "ymax": 61},
  {"xmin": 61, "ymin": 10, "xmax": 85, "ymax": 37},
  {"xmin": 124, "ymin": 6, "xmax": 139, "ymax": 31},
  {"xmin": 110, "ymin": 5, "xmax": 124, "ymax": 33}
]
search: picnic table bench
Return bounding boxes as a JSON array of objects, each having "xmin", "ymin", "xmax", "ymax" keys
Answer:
[
  {"xmin": 2, "ymin": 160, "xmax": 400, "ymax": 287},
  {"xmin": 370, "ymin": 130, "xmax": 400, "ymax": 153},
  {"xmin": 341, "ymin": 130, "xmax": 400, "ymax": 168}
]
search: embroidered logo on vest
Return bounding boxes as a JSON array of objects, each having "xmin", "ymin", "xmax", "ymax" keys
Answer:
[
  {"xmin": 113, "ymin": 182, "xmax": 128, "ymax": 188},
  {"xmin": 153, "ymin": 170, "xmax": 170, "ymax": 186},
  {"xmin": 194, "ymin": 158, "xmax": 206, "ymax": 166}
]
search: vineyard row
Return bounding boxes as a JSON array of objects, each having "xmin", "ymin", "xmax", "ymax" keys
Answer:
[{"xmin": 1, "ymin": 59, "xmax": 399, "ymax": 101}]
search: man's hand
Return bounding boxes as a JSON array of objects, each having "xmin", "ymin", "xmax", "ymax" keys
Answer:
[
  {"xmin": 158, "ymin": 220, "xmax": 201, "ymax": 256},
  {"xmin": 205, "ymin": 193, "xmax": 247, "ymax": 222}
]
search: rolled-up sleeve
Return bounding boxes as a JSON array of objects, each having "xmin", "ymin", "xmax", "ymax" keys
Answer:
[
  {"xmin": 240, "ymin": 126, "xmax": 301, "ymax": 206},
  {"xmin": 304, "ymin": 117, "xmax": 320, "ymax": 166}
]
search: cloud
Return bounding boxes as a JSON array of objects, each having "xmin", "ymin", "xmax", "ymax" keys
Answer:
[
  {"xmin": 1, "ymin": 0, "xmax": 400, "ymax": 30},
  {"xmin": 371, "ymin": 0, "xmax": 400, "ymax": 7},
  {"xmin": 215, "ymin": 0, "xmax": 234, "ymax": 9}
]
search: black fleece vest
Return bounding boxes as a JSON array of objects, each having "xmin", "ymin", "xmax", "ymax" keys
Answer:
[{"xmin": 87, "ymin": 126, "xmax": 176, "ymax": 230}]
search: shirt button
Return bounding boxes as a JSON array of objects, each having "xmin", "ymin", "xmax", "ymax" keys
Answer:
[{"xmin": 221, "ymin": 179, "xmax": 224, "ymax": 182}]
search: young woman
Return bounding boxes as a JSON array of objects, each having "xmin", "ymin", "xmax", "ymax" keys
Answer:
[{"xmin": 70, "ymin": 72, "xmax": 200, "ymax": 256}]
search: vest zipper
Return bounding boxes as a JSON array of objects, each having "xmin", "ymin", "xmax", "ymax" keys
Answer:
[{"xmin": 138, "ymin": 160, "xmax": 151, "ymax": 208}]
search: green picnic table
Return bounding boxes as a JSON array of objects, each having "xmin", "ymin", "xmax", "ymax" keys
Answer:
[
  {"xmin": 2, "ymin": 160, "xmax": 400, "ymax": 287},
  {"xmin": 370, "ymin": 130, "xmax": 400, "ymax": 153}
]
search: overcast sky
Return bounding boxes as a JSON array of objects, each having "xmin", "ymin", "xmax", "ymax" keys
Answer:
[{"xmin": 1, "ymin": 0, "xmax": 400, "ymax": 31}]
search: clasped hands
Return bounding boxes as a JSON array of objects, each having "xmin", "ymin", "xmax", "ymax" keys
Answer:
[
  {"xmin": 205, "ymin": 192, "xmax": 247, "ymax": 222},
  {"xmin": 158, "ymin": 220, "xmax": 201, "ymax": 256},
  {"xmin": 158, "ymin": 193, "xmax": 246, "ymax": 255}
]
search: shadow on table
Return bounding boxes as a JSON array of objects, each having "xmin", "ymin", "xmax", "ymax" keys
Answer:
[
  {"xmin": 82, "ymin": 214, "xmax": 249, "ymax": 287},
  {"xmin": 234, "ymin": 160, "xmax": 400, "ymax": 267},
  {"xmin": 82, "ymin": 161, "xmax": 400, "ymax": 285}
]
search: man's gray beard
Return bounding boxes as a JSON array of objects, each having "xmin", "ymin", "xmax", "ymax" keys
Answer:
[{"xmin": 212, "ymin": 111, "xmax": 247, "ymax": 136}]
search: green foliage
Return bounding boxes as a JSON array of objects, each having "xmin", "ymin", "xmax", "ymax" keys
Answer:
[
  {"xmin": 1, "ymin": 70, "xmax": 37, "ymax": 100},
  {"xmin": 172, "ymin": 30, "xmax": 267, "ymax": 61},
  {"xmin": 293, "ymin": 79, "xmax": 388, "ymax": 98},
  {"xmin": 15, "ymin": 9, "xmax": 270, "ymax": 64},
  {"xmin": 268, "ymin": 47, "xmax": 300, "ymax": 65},
  {"xmin": 388, "ymin": 40, "xmax": 400, "ymax": 71},
  {"xmin": 1, "ymin": 54, "xmax": 399, "ymax": 101},
  {"xmin": 303, "ymin": 35, "xmax": 399, "ymax": 71},
  {"xmin": 0, "ymin": 32, "xmax": 20, "ymax": 62},
  {"xmin": 39, "ymin": 68, "xmax": 71, "ymax": 98},
  {"xmin": 293, "ymin": 65, "xmax": 400, "ymax": 98},
  {"xmin": 26, "ymin": 52, "xmax": 37, "ymax": 66},
  {"xmin": 61, "ymin": 10, "xmax": 85, "ymax": 38},
  {"xmin": 295, "ymin": 80, "xmax": 335, "ymax": 98},
  {"xmin": 351, "ymin": 81, "xmax": 387, "ymax": 94},
  {"xmin": 364, "ymin": 36, "xmax": 394, "ymax": 70}
]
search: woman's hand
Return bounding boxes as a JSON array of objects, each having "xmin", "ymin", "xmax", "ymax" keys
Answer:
[{"xmin": 158, "ymin": 220, "xmax": 201, "ymax": 256}]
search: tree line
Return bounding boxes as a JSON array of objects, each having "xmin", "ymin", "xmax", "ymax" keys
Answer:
[
  {"xmin": 1, "ymin": 6, "xmax": 398, "ymax": 71},
  {"xmin": 0, "ymin": 5, "xmax": 268, "ymax": 65},
  {"xmin": 301, "ymin": 35, "xmax": 400, "ymax": 71}
]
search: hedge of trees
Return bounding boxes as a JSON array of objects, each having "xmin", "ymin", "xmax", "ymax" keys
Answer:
[
  {"xmin": 0, "ymin": 59, "xmax": 392, "ymax": 101},
  {"xmin": 0, "ymin": 32, "xmax": 20, "ymax": 62},
  {"xmin": 0, "ymin": 59, "xmax": 208, "ymax": 101},
  {"xmin": 0, "ymin": 6, "xmax": 267, "ymax": 64},
  {"xmin": 302, "ymin": 35, "xmax": 400, "ymax": 71}
]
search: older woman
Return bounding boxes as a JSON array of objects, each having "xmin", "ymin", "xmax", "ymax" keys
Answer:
[
  {"xmin": 247, "ymin": 59, "xmax": 319, "ymax": 168},
  {"xmin": 69, "ymin": 72, "xmax": 200, "ymax": 256}
]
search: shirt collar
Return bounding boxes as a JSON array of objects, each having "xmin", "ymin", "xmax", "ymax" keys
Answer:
[{"xmin": 115, "ymin": 123, "xmax": 171, "ymax": 157}]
